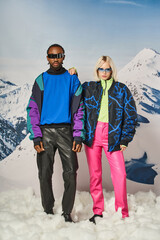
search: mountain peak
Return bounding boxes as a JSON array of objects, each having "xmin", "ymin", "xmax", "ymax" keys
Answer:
[
  {"xmin": 119, "ymin": 48, "xmax": 160, "ymax": 75},
  {"xmin": 133, "ymin": 48, "xmax": 160, "ymax": 62},
  {"xmin": 140, "ymin": 48, "xmax": 160, "ymax": 55},
  {"xmin": 118, "ymin": 48, "xmax": 160, "ymax": 102},
  {"xmin": 0, "ymin": 79, "xmax": 17, "ymax": 95},
  {"xmin": 0, "ymin": 79, "xmax": 17, "ymax": 87}
]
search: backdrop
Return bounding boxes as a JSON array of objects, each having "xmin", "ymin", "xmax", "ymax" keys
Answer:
[{"xmin": 0, "ymin": 0, "xmax": 160, "ymax": 197}]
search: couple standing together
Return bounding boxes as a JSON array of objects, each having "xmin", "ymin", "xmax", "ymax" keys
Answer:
[{"xmin": 27, "ymin": 44, "xmax": 137, "ymax": 224}]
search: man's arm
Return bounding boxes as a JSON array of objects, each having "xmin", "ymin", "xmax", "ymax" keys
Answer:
[
  {"xmin": 71, "ymin": 77, "xmax": 85, "ymax": 152},
  {"xmin": 26, "ymin": 81, "xmax": 44, "ymax": 153}
]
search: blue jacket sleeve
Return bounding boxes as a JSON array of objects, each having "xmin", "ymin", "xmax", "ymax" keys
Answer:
[{"xmin": 120, "ymin": 86, "xmax": 138, "ymax": 146}]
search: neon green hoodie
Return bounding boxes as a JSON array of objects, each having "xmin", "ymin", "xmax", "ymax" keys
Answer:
[{"xmin": 98, "ymin": 78, "xmax": 113, "ymax": 122}]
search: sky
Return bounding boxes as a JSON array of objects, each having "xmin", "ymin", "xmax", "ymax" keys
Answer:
[{"xmin": 0, "ymin": 0, "xmax": 160, "ymax": 85}]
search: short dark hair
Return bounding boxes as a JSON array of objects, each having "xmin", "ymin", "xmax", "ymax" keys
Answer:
[{"xmin": 47, "ymin": 44, "xmax": 65, "ymax": 54}]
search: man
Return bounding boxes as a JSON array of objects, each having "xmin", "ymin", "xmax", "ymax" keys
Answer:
[{"xmin": 27, "ymin": 44, "xmax": 85, "ymax": 222}]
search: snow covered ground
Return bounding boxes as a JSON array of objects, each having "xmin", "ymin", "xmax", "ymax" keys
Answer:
[{"xmin": 0, "ymin": 188, "xmax": 160, "ymax": 240}]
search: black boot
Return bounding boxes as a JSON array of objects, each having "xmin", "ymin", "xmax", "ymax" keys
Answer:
[
  {"xmin": 44, "ymin": 209, "xmax": 54, "ymax": 215},
  {"xmin": 89, "ymin": 214, "xmax": 103, "ymax": 224},
  {"xmin": 62, "ymin": 212, "xmax": 74, "ymax": 222}
]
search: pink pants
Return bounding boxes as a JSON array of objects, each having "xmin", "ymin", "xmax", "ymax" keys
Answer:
[{"xmin": 85, "ymin": 122, "xmax": 129, "ymax": 218}]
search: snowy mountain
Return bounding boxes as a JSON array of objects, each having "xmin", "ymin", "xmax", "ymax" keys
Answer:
[
  {"xmin": 0, "ymin": 79, "xmax": 17, "ymax": 94},
  {"xmin": 118, "ymin": 48, "xmax": 160, "ymax": 115},
  {"xmin": 0, "ymin": 79, "xmax": 31, "ymax": 160},
  {"xmin": 118, "ymin": 48, "xmax": 160, "ymax": 186}
]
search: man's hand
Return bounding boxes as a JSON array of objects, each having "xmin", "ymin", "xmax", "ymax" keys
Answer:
[
  {"xmin": 72, "ymin": 141, "xmax": 82, "ymax": 152},
  {"xmin": 34, "ymin": 141, "xmax": 45, "ymax": 153},
  {"xmin": 120, "ymin": 145, "xmax": 127, "ymax": 151},
  {"xmin": 68, "ymin": 67, "xmax": 77, "ymax": 75}
]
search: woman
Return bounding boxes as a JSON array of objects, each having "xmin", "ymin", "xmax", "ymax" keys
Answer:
[{"xmin": 82, "ymin": 56, "xmax": 137, "ymax": 223}]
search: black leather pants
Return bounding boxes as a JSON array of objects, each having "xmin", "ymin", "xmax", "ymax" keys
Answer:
[{"xmin": 37, "ymin": 126, "xmax": 78, "ymax": 214}]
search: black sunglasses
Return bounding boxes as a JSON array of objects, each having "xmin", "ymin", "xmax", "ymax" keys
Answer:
[{"xmin": 47, "ymin": 53, "xmax": 65, "ymax": 59}]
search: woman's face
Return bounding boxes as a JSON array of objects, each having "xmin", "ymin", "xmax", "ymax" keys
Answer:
[{"xmin": 98, "ymin": 61, "xmax": 112, "ymax": 81}]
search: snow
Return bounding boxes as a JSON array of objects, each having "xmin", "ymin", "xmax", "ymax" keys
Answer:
[
  {"xmin": 0, "ymin": 188, "xmax": 160, "ymax": 240},
  {"xmin": 0, "ymin": 81, "xmax": 31, "ymax": 160},
  {"xmin": 118, "ymin": 48, "xmax": 160, "ymax": 105},
  {"xmin": 118, "ymin": 48, "xmax": 160, "ymax": 89},
  {"xmin": 0, "ymin": 82, "xmax": 31, "ymax": 126}
]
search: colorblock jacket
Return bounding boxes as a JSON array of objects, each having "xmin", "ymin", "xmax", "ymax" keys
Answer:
[
  {"xmin": 82, "ymin": 80, "xmax": 137, "ymax": 151},
  {"xmin": 26, "ymin": 71, "xmax": 85, "ymax": 143}
]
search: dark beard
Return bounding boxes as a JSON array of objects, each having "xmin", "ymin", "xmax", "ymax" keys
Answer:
[{"xmin": 50, "ymin": 63, "xmax": 62, "ymax": 71}]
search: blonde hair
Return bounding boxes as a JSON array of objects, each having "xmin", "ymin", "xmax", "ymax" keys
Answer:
[{"xmin": 94, "ymin": 56, "xmax": 118, "ymax": 81}]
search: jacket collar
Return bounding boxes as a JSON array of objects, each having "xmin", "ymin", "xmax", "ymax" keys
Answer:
[{"xmin": 47, "ymin": 67, "xmax": 66, "ymax": 75}]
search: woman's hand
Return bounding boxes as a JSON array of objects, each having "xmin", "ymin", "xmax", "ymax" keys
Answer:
[
  {"xmin": 120, "ymin": 145, "xmax": 127, "ymax": 151},
  {"xmin": 68, "ymin": 67, "xmax": 77, "ymax": 75}
]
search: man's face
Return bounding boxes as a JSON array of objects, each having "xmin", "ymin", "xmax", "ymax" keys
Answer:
[{"xmin": 47, "ymin": 46, "xmax": 65, "ymax": 70}]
